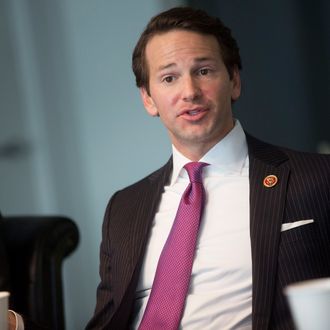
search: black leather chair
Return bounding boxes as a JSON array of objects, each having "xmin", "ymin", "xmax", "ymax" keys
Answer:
[{"xmin": 0, "ymin": 215, "xmax": 79, "ymax": 330}]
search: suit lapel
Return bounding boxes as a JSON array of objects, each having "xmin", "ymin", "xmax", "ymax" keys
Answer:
[
  {"xmin": 246, "ymin": 134, "xmax": 290, "ymax": 329},
  {"xmin": 110, "ymin": 158, "xmax": 173, "ymax": 322}
]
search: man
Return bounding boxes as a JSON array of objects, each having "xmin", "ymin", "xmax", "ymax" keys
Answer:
[{"xmin": 87, "ymin": 7, "xmax": 330, "ymax": 330}]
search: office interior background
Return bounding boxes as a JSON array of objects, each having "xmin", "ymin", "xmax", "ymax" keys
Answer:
[{"xmin": 1, "ymin": 0, "xmax": 329, "ymax": 328}]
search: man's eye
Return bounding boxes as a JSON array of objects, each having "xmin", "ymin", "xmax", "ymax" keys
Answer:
[
  {"xmin": 163, "ymin": 76, "xmax": 174, "ymax": 83},
  {"xmin": 199, "ymin": 68, "xmax": 209, "ymax": 75}
]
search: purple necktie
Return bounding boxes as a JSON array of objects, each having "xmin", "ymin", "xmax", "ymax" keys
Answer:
[{"xmin": 139, "ymin": 162, "xmax": 209, "ymax": 330}]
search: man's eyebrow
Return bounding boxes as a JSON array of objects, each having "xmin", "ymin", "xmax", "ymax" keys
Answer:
[
  {"xmin": 158, "ymin": 63, "xmax": 176, "ymax": 71},
  {"xmin": 157, "ymin": 57, "xmax": 217, "ymax": 71},
  {"xmin": 193, "ymin": 57, "xmax": 217, "ymax": 63}
]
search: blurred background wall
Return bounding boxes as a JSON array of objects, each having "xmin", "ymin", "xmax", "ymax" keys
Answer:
[{"xmin": 0, "ymin": 0, "xmax": 329, "ymax": 329}]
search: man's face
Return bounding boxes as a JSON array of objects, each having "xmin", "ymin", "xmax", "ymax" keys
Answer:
[{"xmin": 140, "ymin": 30, "xmax": 241, "ymax": 159}]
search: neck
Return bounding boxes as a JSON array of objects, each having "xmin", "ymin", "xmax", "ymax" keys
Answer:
[
  {"xmin": 173, "ymin": 140, "xmax": 218, "ymax": 161},
  {"xmin": 172, "ymin": 127, "xmax": 235, "ymax": 161}
]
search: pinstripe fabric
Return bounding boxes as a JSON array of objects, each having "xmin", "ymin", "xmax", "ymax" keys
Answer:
[
  {"xmin": 86, "ymin": 160, "xmax": 172, "ymax": 329},
  {"xmin": 247, "ymin": 134, "xmax": 330, "ymax": 330},
  {"xmin": 86, "ymin": 135, "xmax": 330, "ymax": 330}
]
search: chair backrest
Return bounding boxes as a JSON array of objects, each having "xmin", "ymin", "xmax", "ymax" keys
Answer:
[
  {"xmin": 2, "ymin": 215, "xmax": 79, "ymax": 330},
  {"xmin": 0, "ymin": 213, "xmax": 10, "ymax": 291}
]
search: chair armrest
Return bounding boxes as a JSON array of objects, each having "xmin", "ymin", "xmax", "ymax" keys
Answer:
[{"xmin": 2, "ymin": 216, "xmax": 79, "ymax": 329}]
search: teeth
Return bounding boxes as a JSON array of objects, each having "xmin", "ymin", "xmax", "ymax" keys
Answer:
[{"xmin": 188, "ymin": 110, "xmax": 200, "ymax": 115}]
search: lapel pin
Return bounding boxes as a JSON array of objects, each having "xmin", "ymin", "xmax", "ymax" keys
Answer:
[{"xmin": 263, "ymin": 175, "xmax": 278, "ymax": 188}]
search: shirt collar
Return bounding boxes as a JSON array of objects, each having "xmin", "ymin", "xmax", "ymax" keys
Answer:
[{"xmin": 170, "ymin": 120, "xmax": 248, "ymax": 185}]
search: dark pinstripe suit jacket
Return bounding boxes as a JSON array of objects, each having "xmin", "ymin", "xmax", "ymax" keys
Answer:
[{"xmin": 86, "ymin": 134, "xmax": 330, "ymax": 330}]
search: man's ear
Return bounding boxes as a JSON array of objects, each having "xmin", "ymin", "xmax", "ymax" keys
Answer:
[
  {"xmin": 231, "ymin": 66, "xmax": 241, "ymax": 101},
  {"xmin": 140, "ymin": 87, "xmax": 159, "ymax": 117}
]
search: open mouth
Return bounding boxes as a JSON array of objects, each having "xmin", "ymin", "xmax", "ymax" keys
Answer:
[
  {"xmin": 180, "ymin": 107, "xmax": 208, "ymax": 119},
  {"xmin": 187, "ymin": 109, "xmax": 203, "ymax": 116}
]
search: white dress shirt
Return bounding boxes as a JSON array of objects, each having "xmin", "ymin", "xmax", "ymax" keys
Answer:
[{"xmin": 132, "ymin": 120, "xmax": 252, "ymax": 329}]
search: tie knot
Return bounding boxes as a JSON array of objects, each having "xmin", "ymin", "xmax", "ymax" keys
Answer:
[{"xmin": 184, "ymin": 162, "xmax": 209, "ymax": 183}]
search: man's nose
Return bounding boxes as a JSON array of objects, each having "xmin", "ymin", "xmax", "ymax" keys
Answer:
[{"xmin": 181, "ymin": 76, "xmax": 201, "ymax": 101}]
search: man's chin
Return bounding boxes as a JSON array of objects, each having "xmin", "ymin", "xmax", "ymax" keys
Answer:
[{"xmin": 174, "ymin": 133, "xmax": 218, "ymax": 148}]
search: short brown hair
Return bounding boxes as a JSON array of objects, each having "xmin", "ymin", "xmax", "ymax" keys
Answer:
[{"xmin": 132, "ymin": 7, "xmax": 242, "ymax": 94}]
